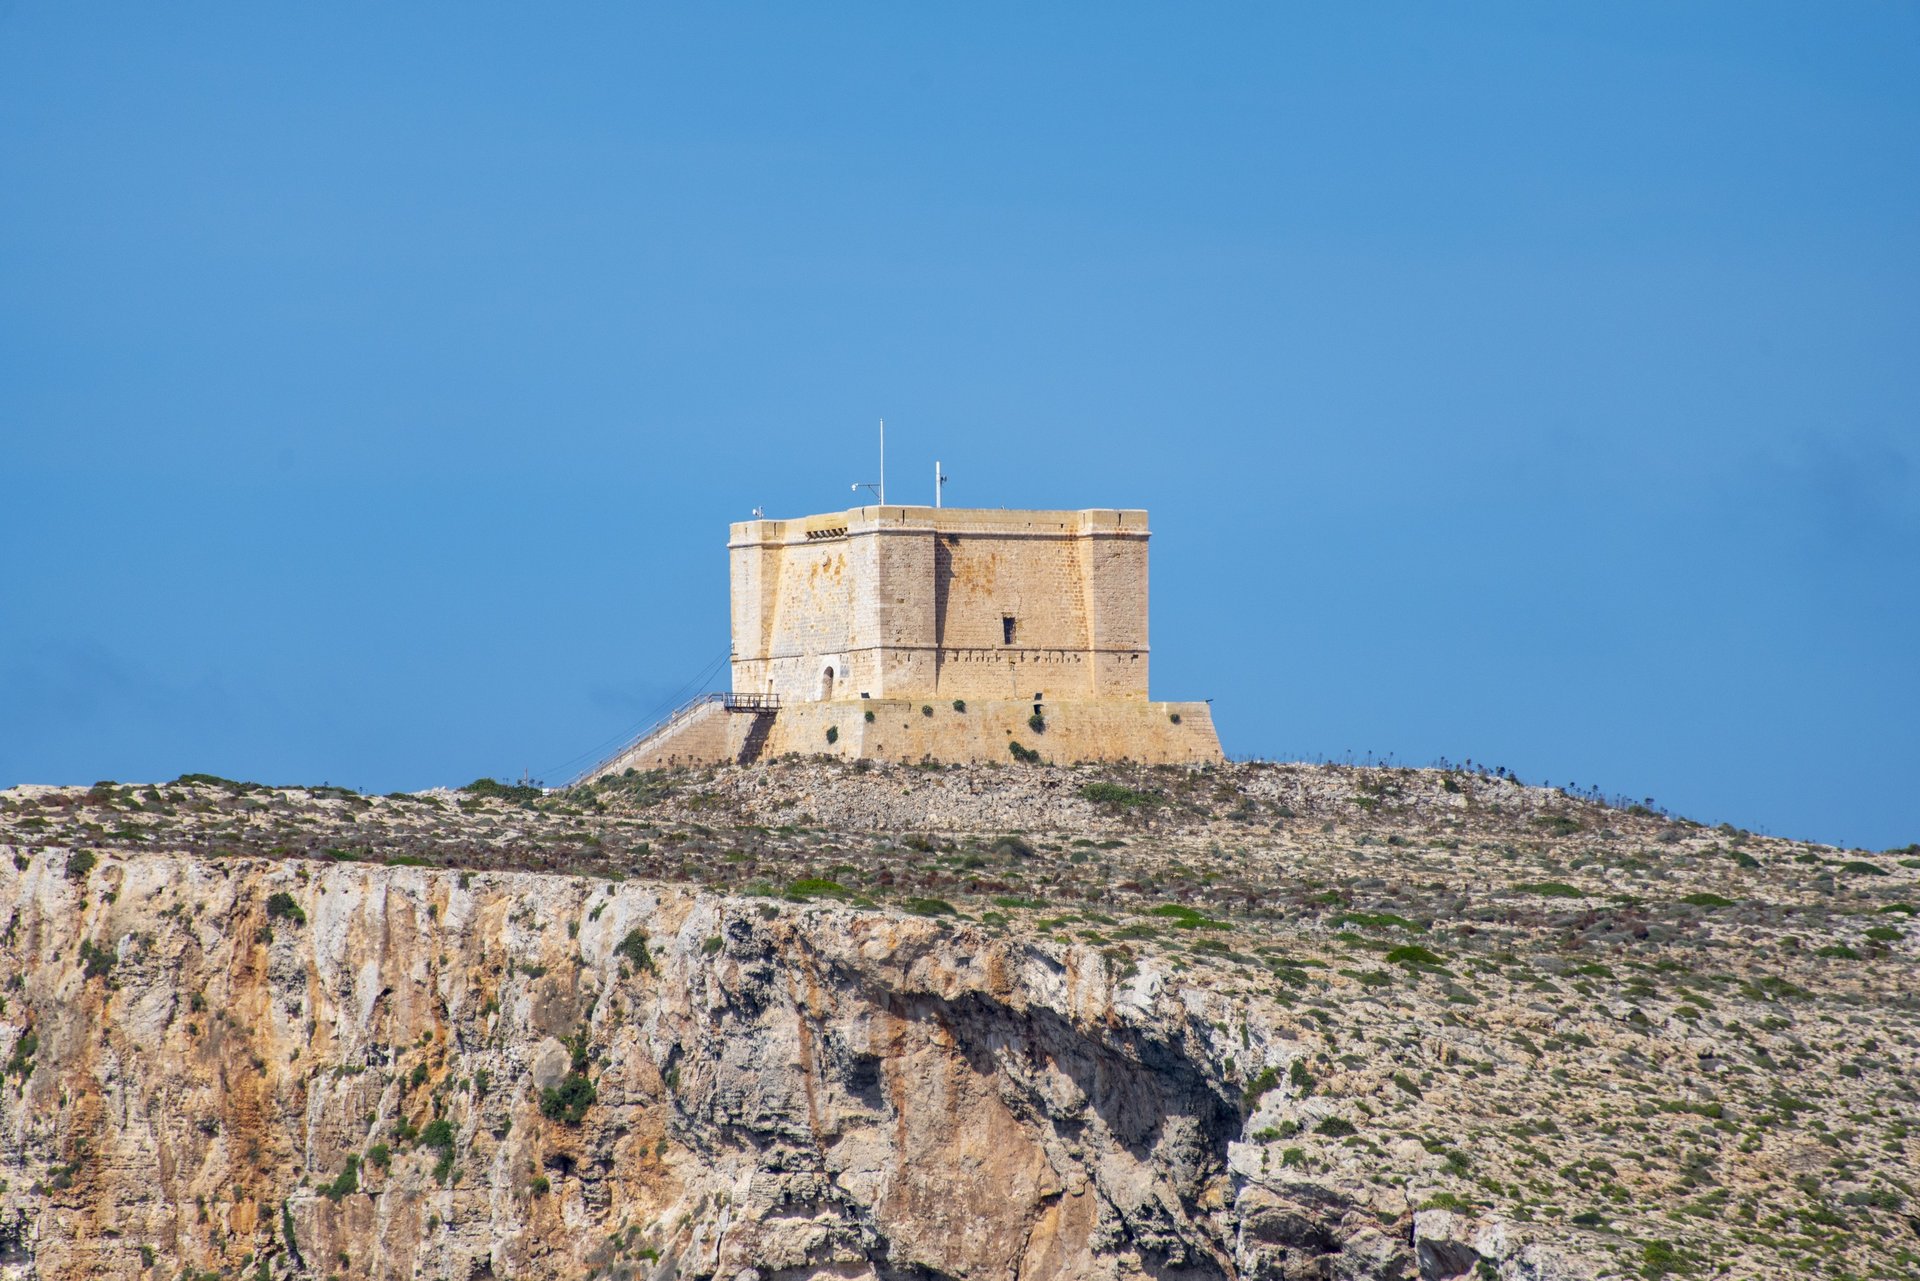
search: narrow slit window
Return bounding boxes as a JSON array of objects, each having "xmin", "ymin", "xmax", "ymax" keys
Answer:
[{"xmin": 1002, "ymin": 616, "xmax": 1017, "ymax": 645}]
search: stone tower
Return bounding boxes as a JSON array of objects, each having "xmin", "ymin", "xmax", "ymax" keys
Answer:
[{"xmin": 577, "ymin": 505, "xmax": 1221, "ymax": 778}]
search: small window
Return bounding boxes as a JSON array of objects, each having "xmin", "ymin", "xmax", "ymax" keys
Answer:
[{"xmin": 1002, "ymin": 616, "xmax": 1017, "ymax": 645}]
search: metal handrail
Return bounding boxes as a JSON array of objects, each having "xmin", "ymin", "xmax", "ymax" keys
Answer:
[{"xmin": 564, "ymin": 692, "xmax": 725, "ymax": 787}]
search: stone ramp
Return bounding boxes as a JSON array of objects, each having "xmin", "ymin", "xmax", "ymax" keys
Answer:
[{"xmin": 571, "ymin": 694, "xmax": 732, "ymax": 783}]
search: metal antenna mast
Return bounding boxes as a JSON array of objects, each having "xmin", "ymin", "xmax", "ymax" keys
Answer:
[
  {"xmin": 935, "ymin": 459, "xmax": 947, "ymax": 507},
  {"xmin": 851, "ymin": 418, "xmax": 888, "ymax": 505}
]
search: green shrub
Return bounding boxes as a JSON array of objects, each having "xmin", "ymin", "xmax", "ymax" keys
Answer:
[
  {"xmin": 785, "ymin": 878, "xmax": 852, "ymax": 901},
  {"xmin": 825, "ymin": 726, "xmax": 839, "ymax": 745},
  {"xmin": 461, "ymin": 778, "xmax": 543, "ymax": 804},
  {"xmin": 1169, "ymin": 712, "xmax": 1181, "ymax": 724},
  {"xmin": 1332, "ymin": 911, "xmax": 1424, "ymax": 933},
  {"xmin": 78, "ymin": 939, "xmax": 116, "ymax": 980},
  {"xmin": 1290, "ymin": 1060, "xmax": 1315, "ymax": 1096},
  {"xmin": 529, "ymin": 1174, "xmax": 550, "ymax": 1195},
  {"xmin": 1146, "ymin": 904, "xmax": 1230, "ymax": 931},
  {"xmin": 1316, "ymin": 1117, "xmax": 1356, "ymax": 1137},
  {"xmin": 1385, "ymin": 945, "xmax": 1446, "ymax": 969},
  {"xmin": 1841, "ymin": 860, "xmax": 1888, "ymax": 876},
  {"xmin": 952, "ymin": 699, "xmax": 966, "ymax": 712},
  {"xmin": 921, "ymin": 705, "xmax": 933, "ymax": 717},
  {"xmin": 176, "ymin": 772, "xmax": 257, "ymax": 792},
  {"xmin": 614, "ymin": 929, "xmax": 655, "ymax": 973},
  {"xmin": 863, "ymin": 709, "xmax": 875, "ymax": 723},
  {"xmin": 1079, "ymin": 783, "xmax": 1161, "ymax": 810},
  {"xmin": 904, "ymin": 897, "xmax": 956, "ymax": 917},
  {"xmin": 417, "ymin": 1118, "xmax": 458, "ymax": 1181},
  {"xmin": 1008, "ymin": 741, "xmax": 1041, "ymax": 763},
  {"xmin": 1419, "ymin": 1192, "xmax": 1474, "ymax": 1212},
  {"xmin": 1514, "ymin": 881, "xmax": 1584, "ymax": 898},
  {"xmin": 540, "ymin": 1073, "xmax": 596, "ymax": 1125},
  {"xmin": 5, "ymin": 1029, "xmax": 38, "ymax": 1078},
  {"xmin": 366, "ymin": 1142, "xmax": 391, "ymax": 1172},
  {"xmin": 1680, "ymin": 892, "xmax": 1734, "ymax": 908},
  {"xmin": 265, "ymin": 892, "xmax": 306, "ymax": 924},
  {"xmin": 1028, "ymin": 713, "xmax": 1046, "ymax": 733},
  {"xmin": 1638, "ymin": 1239, "xmax": 1691, "ymax": 1277},
  {"xmin": 280, "ymin": 1201, "xmax": 302, "ymax": 1268},
  {"xmin": 321, "ymin": 1156, "xmax": 359, "ymax": 1201},
  {"xmin": 1244, "ymin": 1066, "xmax": 1280, "ymax": 1106},
  {"xmin": 65, "ymin": 850, "xmax": 96, "ymax": 882}
]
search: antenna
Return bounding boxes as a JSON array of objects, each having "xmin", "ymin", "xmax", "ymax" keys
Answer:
[
  {"xmin": 852, "ymin": 418, "xmax": 888, "ymax": 505},
  {"xmin": 935, "ymin": 459, "xmax": 947, "ymax": 507}
]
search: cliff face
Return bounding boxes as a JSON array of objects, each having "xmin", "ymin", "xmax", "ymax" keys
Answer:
[
  {"xmin": 4, "ymin": 763, "xmax": 1916, "ymax": 1281},
  {"xmin": 0, "ymin": 850, "xmax": 1383, "ymax": 1281}
]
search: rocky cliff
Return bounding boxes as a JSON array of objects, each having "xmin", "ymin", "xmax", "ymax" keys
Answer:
[
  {"xmin": 1, "ymin": 763, "xmax": 1915, "ymax": 1280},
  {"xmin": 0, "ymin": 852, "xmax": 1272, "ymax": 1280}
]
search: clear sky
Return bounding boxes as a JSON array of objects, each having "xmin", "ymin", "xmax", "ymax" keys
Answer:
[{"xmin": 3, "ymin": 5, "xmax": 1915, "ymax": 849}]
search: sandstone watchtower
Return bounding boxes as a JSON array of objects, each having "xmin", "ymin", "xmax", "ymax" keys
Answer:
[{"xmin": 577, "ymin": 505, "xmax": 1221, "ymax": 777}]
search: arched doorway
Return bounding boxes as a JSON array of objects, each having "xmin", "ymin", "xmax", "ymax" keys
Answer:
[{"xmin": 820, "ymin": 665, "xmax": 836, "ymax": 700}]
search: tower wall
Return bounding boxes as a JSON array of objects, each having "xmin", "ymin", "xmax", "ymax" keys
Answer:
[{"xmin": 728, "ymin": 507, "xmax": 1151, "ymax": 705}]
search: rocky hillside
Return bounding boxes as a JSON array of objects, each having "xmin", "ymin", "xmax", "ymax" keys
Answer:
[{"xmin": 0, "ymin": 761, "xmax": 1915, "ymax": 1280}]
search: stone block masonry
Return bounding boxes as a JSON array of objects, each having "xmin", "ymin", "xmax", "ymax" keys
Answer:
[
  {"xmin": 591, "ymin": 698, "xmax": 1221, "ymax": 774},
  {"xmin": 728, "ymin": 506, "xmax": 1153, "ymax": 704},
  {"xmin": 766, "ymin": 697, "xmax": 1221, "ymax": 767},
  {"xmin": 580, "ymin": 503, "xmax": 1221, "ymax": 780}
]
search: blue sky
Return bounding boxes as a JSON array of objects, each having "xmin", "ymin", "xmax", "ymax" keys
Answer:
[{"xmin": 3, "ymin": 5, "xmax": 1915, "ymax": 848}]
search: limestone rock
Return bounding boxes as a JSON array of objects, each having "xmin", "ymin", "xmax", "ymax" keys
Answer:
[{"xmin": 2, "ymin": 759, "xmax": 1915, "ymax": 1280}]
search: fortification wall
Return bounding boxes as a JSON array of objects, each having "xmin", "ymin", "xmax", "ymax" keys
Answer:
[
  {"xmin": 728, "ymin": 507, "xmax": 1149, "ymax": 704},
  {"xmin": 763, "ymin": 697, "xmax": 1220, "ymax": 766},
  {"xmin": 582, "ymin": 696, "xmax": 1222, "ymax": 779}
]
